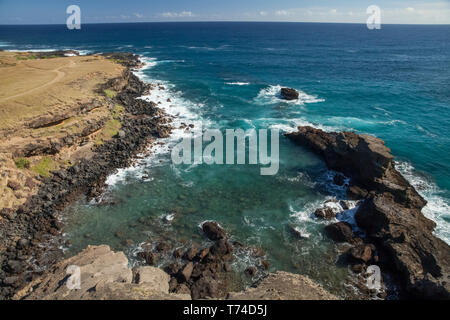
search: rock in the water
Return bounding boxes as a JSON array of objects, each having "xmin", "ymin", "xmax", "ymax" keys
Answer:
[
  {"xmin": 324, "ymin": 222, "xmax": 354, "ymax": 243},
  {"xmin": 280, "ymin": 87, "xmax": 299, "ymax": 100},
  {"xmin": 314, "ymin": 207, "xmax": 336, "ymax": 220},
  {"xmin": 288, "ymin": 224, "xmax": 306, "ymax": 238},
  {"xmin": 210, "ymin": 239, "xmax": 233, "ymax": 260},
  {"xmin": 202, "ymin": 221, "xmax": 226, "ymax": 241},
  {"xmin": 155, "ymin": 242, "xmax": 171, "ymax": 253},
  {"xmin": 137, "ymin": 251, "xmax": 159, "ymax": 266}
]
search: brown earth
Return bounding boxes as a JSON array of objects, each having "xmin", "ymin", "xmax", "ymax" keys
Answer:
[{"xmin": 0, "ymin": 51, "xmax": 125, "ymax": 211}]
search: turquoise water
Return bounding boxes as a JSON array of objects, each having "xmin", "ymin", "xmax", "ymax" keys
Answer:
[{"xmin": 1, "ymin": 23, "xmax": 449, "ymax": 296}]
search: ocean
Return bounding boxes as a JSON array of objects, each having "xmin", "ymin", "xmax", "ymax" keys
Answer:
[{"xmin": 1, "ymin": 22, "xmax": 449, "ymax": 296}]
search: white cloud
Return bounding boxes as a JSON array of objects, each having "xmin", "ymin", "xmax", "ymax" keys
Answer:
[
  {"xmin": 275, "ymin": 10, "xmax": 291, "ymax": 16},
  {"xmin": 161, "ymin": 11, "xmax": 194, "ymax": 18},
  {"xmin": 244, "ymin": 2, "xmax": 450, "ymax": 24},
  {"xmin": 134, "ymin": 13, "xmax": 143, "ymax": 18}
]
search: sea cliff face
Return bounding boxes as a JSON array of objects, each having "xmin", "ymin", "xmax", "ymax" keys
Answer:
[{"xmin": 287, "ymin": 126, "xmax": 450, "ymax": 299}]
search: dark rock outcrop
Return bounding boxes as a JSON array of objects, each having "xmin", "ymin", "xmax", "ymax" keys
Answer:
[
  {"xmin": 324, "ymin": 222, "xmax": 354, "ymax": 243},
  {"xmin": 280, "ymin": 87, "xmax": 299, "ymax": 100},
  {"xmin": 286, "ymin": 126, "xmax": 450, "ymax": 299},
  {"xmin": 202, "ymin": 221, "xmax": 226, "ymax": 241}
]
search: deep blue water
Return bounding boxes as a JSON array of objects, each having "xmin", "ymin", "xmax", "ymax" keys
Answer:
[{"xmin": 1, "ymin": 22, "xmax": 449, "ymax": 296}]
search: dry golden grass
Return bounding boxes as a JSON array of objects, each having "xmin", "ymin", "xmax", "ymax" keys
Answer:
[
  {"xmin": 0, "ymin": 51, "xmax": 126, "ymax": 210},
  {"xmin": 0, "ymin": 51, "xmax": 124, "ymax": 130}
]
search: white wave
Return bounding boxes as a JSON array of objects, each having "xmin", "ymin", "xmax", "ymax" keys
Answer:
[
  {"xmin": 326, "ymin": 116, "xmax": 406, "ymax": 129},
  {"xmin": 105, "ymin": 55, "xmax": 213, "ymax": 187},
  {"xmin": 395, "ymin": 161, "xmax": 450, "ymax": 245},
  {"xmin": 5, "ymin": 48, "xmax": 91, "ymax": 55},
  {"xmin": 183, "ymin": 45, "xmax": 230, "ymax": 51},
  {"xmin": 254, "ymin": 85, "xmax": 325, "ymax": 106},
  {"xmin": 226, "ymin": 82, "xmax": 250, "ymax": 86},
  {"xmin": 250, "ymin": 117, "xmax": 337, "ymax": 133}
]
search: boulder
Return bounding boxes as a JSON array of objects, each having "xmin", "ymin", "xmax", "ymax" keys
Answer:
[
  {"xmin": 135, "ymin": 266, "xmax": 170, "ymax": 293},
  {"xmin": 137, "ymin": 251, "xmax": 159, "ymax": 266},
  {"xmin": 184, "ymin": 246, "xmax": 198, "ymax": 261},
  {"xmin": 314, "ymin": 207, "xmax": 336, "ymax": 220},
  {"xmin": 178, "ymin": 262, "xmax": 194, "ymax": 283},
  {"xmin": 190, "ymin": 276, "xmax": 218, "ymax": 299},
  {"xmin": 202, "ymin": 221, "xmax": 226, "ymax": 241},
  {"xmin": 210, "ymin": 239, "xmax": 233, "ymax": 260},
  {"xmin": 324, "ymin": 222, "xmax": 354, "ymax": 243},
  {"xmin": 348, "ymin": 244, "xmax": 373, "ymax": 263},
  {"xmin": 280, "ymin": 87, "xmax": 299, "ymax": 100}
]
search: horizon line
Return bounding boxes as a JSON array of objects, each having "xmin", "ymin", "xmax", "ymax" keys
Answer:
[{"xmin": 1, "ymin": 20, "xmax": 450, "ymax": 26}]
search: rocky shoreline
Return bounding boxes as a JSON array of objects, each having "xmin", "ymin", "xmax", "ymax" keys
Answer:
[
  {"xmin": 0, "ymin": 52, "xmax": 338, "ymax": 301},
  {"xmin": 287, "ymin": 126, "xmax": 450, "ymax": 299},
  {"xmin": 0, "ymin": 52, "xmax": 174, "ymax": 299},
  {"xmin": 13, "ymin": 244, "xmax": 337, "ymax": 300}
]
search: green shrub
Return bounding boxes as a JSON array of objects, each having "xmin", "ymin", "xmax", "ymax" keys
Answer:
[
  {"xmin": 104, "ymin": 89, "xmax": 117, "ymax": 98},
  {"xmin": 14, "ymin": 158, "xmax": 30, "ymax": 169},
  {"xmin": 112, "ymin": 104, "xmax": 124, "ymax": 119},
  {"xmin": 31, "ymin": 156, "xmax": 56, "ymax": 177}
]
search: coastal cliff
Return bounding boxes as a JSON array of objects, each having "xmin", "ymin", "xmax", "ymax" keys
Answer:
[
  {"xmin": 0, "ymin": 51, "xmax": 173, "ymax": 299},
  {"xmin": 286, "ymin": 126, "xmax": 450, "ymax": 299}
]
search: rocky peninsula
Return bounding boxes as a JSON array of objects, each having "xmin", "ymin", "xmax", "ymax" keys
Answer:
[{"xmin": 286, "ymin": 126, "xmax": 450, "ymax": 299}]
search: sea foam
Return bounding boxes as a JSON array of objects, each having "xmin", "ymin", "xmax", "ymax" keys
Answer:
[
  {"xmin": 105, "ymin": 55, "xmax": 212, "ymax": 187},
  {"xmin": 395, "ymin": 161, "xmax": 450, "ymax": 245},
  {"xmin": 255, "ymin": 84, "xmax": 325, "ymax": 106}
]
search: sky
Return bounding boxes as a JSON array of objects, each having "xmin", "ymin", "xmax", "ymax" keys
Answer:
[{"xmin": 0, "ymin": 0, "xmax": 449, "ymax": 25}]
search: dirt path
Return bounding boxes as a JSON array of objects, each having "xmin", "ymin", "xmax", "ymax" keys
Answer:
[{"xmin": 0, "ymin": 60, "xmax": 76, "ymax": 103}]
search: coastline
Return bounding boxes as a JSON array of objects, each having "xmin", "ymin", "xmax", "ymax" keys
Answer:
[
  {"xmin": 0, "ymin": 48, "xmax": 448, "ymax": 300},
  {"xmin": 0, "ymin": 51, "xmax": 174, "ymax": 299}
]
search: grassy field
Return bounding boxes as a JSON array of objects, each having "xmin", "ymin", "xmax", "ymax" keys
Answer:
[{"xmin": 0, "ymin": 51, "xmax": 127, "ymax": 211}]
